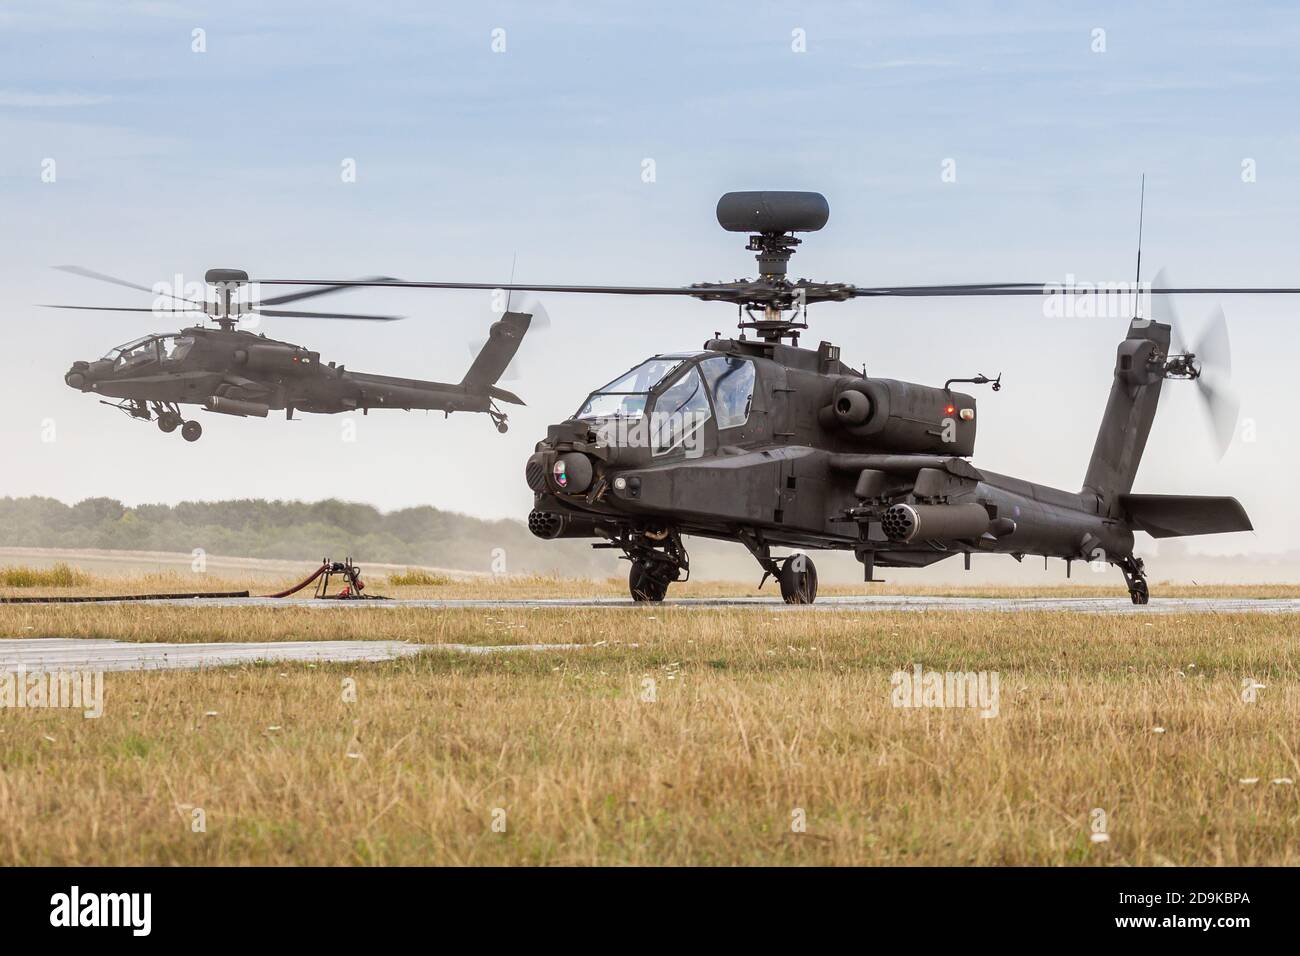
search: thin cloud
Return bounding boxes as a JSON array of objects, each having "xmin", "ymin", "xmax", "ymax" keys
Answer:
[
  {"xmin": 0, "ymin": 90, "xmax": 111, "ymax": 107},
  {"xmin": 127, "ymin": 1, "xmax": 200, "ymax": 18},
  {"xmin": 856, "ymin": 58, "xmax": 957, "ymax": 71}
]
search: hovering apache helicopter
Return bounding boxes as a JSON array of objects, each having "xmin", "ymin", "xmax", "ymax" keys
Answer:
[
  {"xmin": 254, "ymin": 190, "xmax": 1294, "ymax": 604},
  {"xmin": 47, "ymin": 266, "xmax": 531, "ymax": 440}
]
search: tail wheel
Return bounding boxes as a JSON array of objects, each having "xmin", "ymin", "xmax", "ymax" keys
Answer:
[
  {"xmin": 1130, "ymin": 579, "xmax": 1150, "ymax": 605},
  {"xmin": 181, "ymin": 420, "xmax": 203, "ymax": 442},
  {"xmin": 778, "ymin": 554, "xmax": 818, "ymax": 605},
  {"xmin": 629, "ymin": 562, "xmax": 669, "ymax": 603},
  {"xmin": 1118, "ymin": 555, "xmax": 1149, "ymax": 605}
]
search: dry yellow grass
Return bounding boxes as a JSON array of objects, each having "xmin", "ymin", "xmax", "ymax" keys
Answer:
[
  {"xmin": 0, "ymin": 562, "xmax": 94, "ymax": 588},
  {"xmin": 0, "ymin": 598, "xmax": 1296, "ymax": 865},
  {"xmin": 385, "ymin": 569, "xmax": 455, "ymax": 587},
  {"xmin": 5, "ymin": 566, "xmax": 1300, "ymax": 602}
]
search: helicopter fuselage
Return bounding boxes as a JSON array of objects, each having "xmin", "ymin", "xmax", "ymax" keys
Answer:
[
  {"xmin": 64, "ymin": 321, "xmax": 525, "ymax": 439},
  {"xmin": 526, "ymin": 324, "xmax": 1249, "ymax": 602},
  {"xmin": 529, "ymin": 336, "xmax": 1123, "ymax": 562}
]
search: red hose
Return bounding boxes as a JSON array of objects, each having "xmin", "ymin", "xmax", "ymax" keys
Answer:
[{"xmin": 263, "ymin": 564, "xmax": 327, "ymax": 599}]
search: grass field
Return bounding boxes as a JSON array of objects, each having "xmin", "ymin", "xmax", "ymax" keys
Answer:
[
  {"xmin": 5, "ymin": 563, "xmax": 1300, "ymax": 601},
  {"xmin": 0, "ymin": 568, "xmax": 1297, "ymax": 865}
]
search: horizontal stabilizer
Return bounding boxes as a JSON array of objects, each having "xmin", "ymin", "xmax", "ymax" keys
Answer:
[
  {"xmin": 1120, "ymin": 494, "xmax": 1253, "ymax": 538},
  {"xmin": 490, "ymin": 385, "xmax": 525, "ymax": 406}
]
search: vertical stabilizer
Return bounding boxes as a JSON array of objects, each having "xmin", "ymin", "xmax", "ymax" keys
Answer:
[
  {"xmin": 461, "ymin": 311, "xmax": 532, "ymax": 392},
  {"xmin": 1082, "ymin": 318, "xmax": 1170, "ymax": 513}
]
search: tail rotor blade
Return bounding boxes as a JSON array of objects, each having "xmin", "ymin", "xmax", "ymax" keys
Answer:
[
  {"xmin": 1151, "ymin": 272, "xmax": 1238, "ymax": 458},
  {"xmin": 1193, "ymin": 304, "xmax": 1237, "ymax": 459},
  {"xmin": 1197, "ymin": 372, "xmax": 1240, "ymax": 459},
  {"xmin": 463, "ymin": 311, "xmax": 532, "ymax": 388},
  {"xmin": 1192, "ymin": 304, "xmax": 1231, "ymax": 380},
  {"xmin": 468, "ymin": 290, "xmax": 549, "ymax": 381},
  {"xmin": 1149, "ymin": 267, "xmax": 1186, "ymax": 351},
  {"xmin": 511, "ymin": 293, "xmax": 551, "ymax": 332}
]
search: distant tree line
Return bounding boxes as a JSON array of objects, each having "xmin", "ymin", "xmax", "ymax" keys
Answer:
[{"xmin": 0, "ymin": 496, "xmax": 616, "ymax": 575}]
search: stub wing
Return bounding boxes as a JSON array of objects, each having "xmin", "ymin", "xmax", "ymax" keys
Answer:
[{"xmin": 1120, "ymin": 494, "xmax": 1253, "ymax": 538}]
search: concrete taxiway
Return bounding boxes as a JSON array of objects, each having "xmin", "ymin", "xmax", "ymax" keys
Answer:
[
  {"xmin": 0, "ymin": 638, "xmax": 584, "ymax": 673},
  {"xmin": 77, "ymin": 595, "xmax": 1300, "ymax": 614}
]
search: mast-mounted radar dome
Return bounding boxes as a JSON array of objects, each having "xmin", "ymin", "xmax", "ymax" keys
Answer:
[{"xmin": 715, "ymin": 191, "xmax": 830, "ymax": 234}]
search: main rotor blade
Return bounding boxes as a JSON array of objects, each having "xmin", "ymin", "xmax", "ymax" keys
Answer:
[
  {"xmin": 257, "ymin": 278, "xmax": 704, "ymax": 296},
  {"xmin": 852, "ymin": 283, "xmax": 1058, "ymax": 297},
  {"xmin": 261, "ymin": 278, "xmax": 1052, "ymax": 297},
  {"xmin": 854, "ymin": 282, "xmax": 1047, "ymax": 292},
  {"xmin": 257, "ymin": 276, "xmax": 1300, "ymax": 301},
  {"xmin": 1149, "ymin": 287, "xmax": 1300, "ymax": 294},
  {"xmin": 53, "ymin": 265, "xmax": 206, "ymax": 308},
  {"xmin": 852, "ymin": 284, "xmax": 1300, "ymax": 297},
  {"xmin": 39, "ymin": 304, "xmax": 199, "ymax": 314},
  {"xmin": 253, "ymin": 308, "xmax": 403, "ymax": 321},
  {"xmin": 258, "ymin": 276, "xmax": 399, "ymax": 307}
]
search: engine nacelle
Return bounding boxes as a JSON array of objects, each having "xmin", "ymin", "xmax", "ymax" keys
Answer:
[
  {"xmin": 821, "ymin": 377, "xmax": 977, "ymax": 456},
  {"xmin": 832, "ymin": 388, "xmax": 872, "ymax": 425},
  {"xmin": 236, "ymin": 344, "xmax": 320, "ymax": 374}
]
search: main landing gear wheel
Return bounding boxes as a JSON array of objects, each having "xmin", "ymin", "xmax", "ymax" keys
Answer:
[
  {"xmin": 157, "ymin": 412, "xmax": 181, "ymax": 433},
  {"xmin": 181, "ymin": 420, "xmax": 203, "ymax": 442},
  {"xmin": 778, "ymin": 553, "xmax": 818, "ymax": 604},
  {"xmin": 629, "ymin": 561, "xmax": 670, "ymax": 602}
]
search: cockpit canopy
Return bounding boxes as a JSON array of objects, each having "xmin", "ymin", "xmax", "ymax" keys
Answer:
[
  {"xmin": 576, "ymin": 351, "xmax": 757, "ymax": 454},
  {"xmin": 101, "ymin": 333, "xmax": 196, "ymax": 368},
  {"xmin": 575, "ymin": 354, "xmax": 697, "ymax": 420}
]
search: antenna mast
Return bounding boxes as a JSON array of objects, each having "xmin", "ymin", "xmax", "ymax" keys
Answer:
[{"xmin": 1133, "ymin": 173, "xmax": 1145, "ymax": 319}]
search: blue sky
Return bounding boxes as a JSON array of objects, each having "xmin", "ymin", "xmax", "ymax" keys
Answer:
[{"xmin": 2, "ymin": 1, "xmax": 1299, "ymax": 554}]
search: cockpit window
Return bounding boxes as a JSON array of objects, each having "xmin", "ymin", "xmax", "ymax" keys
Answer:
[
  {"xmin": 106, "ymin": 336, "xmax": 158, "ymax": 369},
  {"xmin": 102, "ymin": 335, "xmax": 149, "ymax": 362},
  {"xmin": 651, "ymin": 366, "xmax": 711, "ymax": 455},
  {"xmin": 699, "ymin": 355, "xmax": 755, "ymax": 429},
  {"xmin": 575, "ymin": 356, "xmax": 689, "ymax": 420},
  {"xmin": 158, "ymin": 334, "xmax": 195, "ymax": 362}
]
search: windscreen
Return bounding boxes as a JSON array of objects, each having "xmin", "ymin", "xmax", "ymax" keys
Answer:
[{"xmin": 575, "ymin": 356, "xmax": 689, "ymax": 420}]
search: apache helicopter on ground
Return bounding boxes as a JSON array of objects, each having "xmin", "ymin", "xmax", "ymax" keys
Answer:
[
  {"xmin": 249, "ymin": 190, "xmax": 1295, "ymax": 603},
  {"xmin": 46, "ymin": 266, "xmax": 532, "ymax": 440}
]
